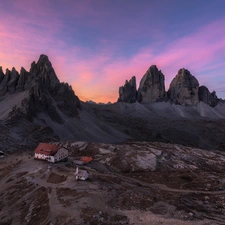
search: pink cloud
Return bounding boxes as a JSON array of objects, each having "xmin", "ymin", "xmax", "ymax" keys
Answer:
[
  {"xmin": 1, "ymin": 1, "xmax": 225, "ymax": 103},
  {"xmin": 76, "ymin": 18, "xmax": 225, "ymax": 102},
  {"xmin": 52, "ymin": 15, "xmax": 225, "ymax": 103}
]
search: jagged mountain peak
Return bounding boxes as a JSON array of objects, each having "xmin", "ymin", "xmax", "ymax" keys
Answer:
[
  {"xmin": 11, "ymin": 67, "xmax": 17, "ymax": 72},
  {"xmin": 36, "ymin": 54, "xmax": 54, "ymax": 73},
  {"xmin": 168, "ymin": 68, "xmax": 199, "ymax": 105},
  {"xmin": 146, "ymin": 65, "xmax": 163, "ymax": 74},
  {"xmin": 148, "ymin": 64, "xmax": 158, "ymax": 71},
  {"xmin": 30, "ymin": 54, "xmax": 60, "ymax": 87},
  {"xmin": 118, "ymin": 65, "xmax": 220, "ymax": 107},
  {"xmin": 118, "ymin": 76, "xmax": 137, "ymax": 103},
  {"xmin": 0, "ymin": 54, "xmax": 81, "ymax": 124},
  {"xmin": 0, "ymin": 66, "xmax": 4, "ymax": 83},
  {"xmin": 199, "ymin": 85, "xmax": 219, "ymax": 107},
  {"xmin": 178, "ymin": 67, "xmax": 190, "ymax": 74},
  {"xmin": 176, "ymin": 68, "xmax": 199, "ymax": 86},
  {"xmin": 38, "ymin": 54, "xmax": 50, "ymax": 62},
  {"xmin": 20, "ymin": 67, "xmax": 27, "ymax": 73},
  {"xmin": 138, "ymin": 65, "xmax": 165, "ymax": 103},
  {"xmin": 0, "ymin": 55, "xmax": 62, "ymax": 96}
]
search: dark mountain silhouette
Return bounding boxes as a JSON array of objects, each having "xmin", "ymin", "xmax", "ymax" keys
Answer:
[{"xmin": 0, "ymin": 55, "xmax": 225, "ymax": 152}]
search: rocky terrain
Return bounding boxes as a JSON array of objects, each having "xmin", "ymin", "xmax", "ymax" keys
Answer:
[
  {"xmin": 1, "ymin": 55, "xmax": 225, "ymax": 224},
  {"xmin": 0, "ymin": 55, "xmax": 81, "ymax": 121},
  {"xmin": 1, "ymin": 141, "xmax": 225, "ymax": 225},
  {"xmin": 1, "ymin": 55, "xmax": 225, "ymax": 152},
  {"xmin": 85, "ymin": 100, "xmax": 225, "ymax": 150}
]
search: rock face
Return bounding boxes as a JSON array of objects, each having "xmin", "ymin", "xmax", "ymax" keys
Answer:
[
  {"xmin": 0, "ymin": 68, "xmax": 19, "ymax": 95},
  {"xmin": 16, "ymin": 67, "xmax": 30, "ymax": 92},
  {"xmin": 199, "ymin": 86, "xmax": 219, "ymax": 107},
  {"xmin": 30, "ymin": 54, "xmax": 60, "ymax": 88},
  {"xmin": 118, "ymin": 66, "xmax": 221, "ymax": 107},
  {"xmin": 0, "ymin": 54, "xmax": 81, "ymax": 122},
  {"xmin": 168, "ymin": 68, "xmax": 199, "ymax": 106},
  {"xmin": 118, "ymin": 76, "xmax": 137, "ymax": 103},
  {"xmin": 137, "ymin": 65, "xmax": 165, "ymax": 103},
  {"xmin": 7, "ymin": 68, "xmax": 20, "ymax": 94},
  {"xmin": 0, "ymin": 67, "xmax": 4, "ymax": 83}
]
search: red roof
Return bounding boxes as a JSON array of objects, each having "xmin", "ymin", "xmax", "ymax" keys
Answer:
[
  {"xmin": 34, "ymin": 143, "xmax": 60, "ymax": 156},
  {"xmin": 80, "ymin": 156, "xmax": 93, "ymax": 163}
]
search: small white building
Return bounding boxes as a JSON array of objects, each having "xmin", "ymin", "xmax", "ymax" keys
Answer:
[
  {"xmin": 34, "ymin": 143, "xmax": 68, "ymax": 163},
  {"xmin": 74, "ymin": 167, "xmax": 88, "ymax": 181},
  {"xmin": 0, "ymin": 150, "xmax": 4, "ymax": 159}
]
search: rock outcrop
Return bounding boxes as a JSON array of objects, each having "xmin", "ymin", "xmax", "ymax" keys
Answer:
[
  {"xmin": 118, "ymin": 76, "xmax": 137, "ymax": 103},
  {"xmin": 167, "ymin": 68, "xmax": 199, "ymax": 106},
  {"xmin": 137, "ymin": 65, "xmax": 165, "ymax": 103},
  {"xmin": 199, "ymin": 86, "xmax": 219, "ymax": 107}
]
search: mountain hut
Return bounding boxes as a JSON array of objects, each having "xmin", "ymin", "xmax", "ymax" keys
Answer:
[{"xmin": 34, "ymin": 143, "xmax": 68, "ymax": 163}]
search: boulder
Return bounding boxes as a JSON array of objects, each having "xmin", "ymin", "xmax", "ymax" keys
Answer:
[
  {"xmin": 199, "ymin": 86, "xmax": 219, "ymax": 107},
  {"xmin": 118, "ymin": 76, "xmax": 137, "ymax": 103},
  {"xmin": 168, "ymin": 68, "xmax": 199, "ymax": 105},
  {"xmin": 137, "ymin": 65, "xmax": 165, "ymax": 103}
]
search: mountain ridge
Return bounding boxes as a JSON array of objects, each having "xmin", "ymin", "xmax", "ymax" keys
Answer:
[
  {"xmin": 118, "ymin": 65, "xmax": 220, "ymax": 107},
  {"xmin": 0, "ymin": 55, "xmax": 225, "ymax": 152}
]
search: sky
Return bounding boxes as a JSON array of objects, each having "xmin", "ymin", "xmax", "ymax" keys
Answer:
[{"xmin": 1, "ymin": 0, "xmax": 225, "ymax": 103}]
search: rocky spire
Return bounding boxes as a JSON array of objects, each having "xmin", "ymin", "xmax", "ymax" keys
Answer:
[
  {"xmin": 199, "ymin": 86, "xmax": 219, "ymax": 107},
  {"xmin": 0, "ymin": 68, "xmax": 19, "ymax": 95},
  {"xmin": 167, "ymin": 68, "xmax": 199, "ymax": 106},
  {"xmin": 16, "ymin": 67, "xmax": 30, "ymax": 92},
  {"xmin": 26, "ymin": 55, "xmax": 81, "ymax": 120},
  {"xmin": 30, "ymin": 54, "xmax": 60, "ymax": 88},
  {"xmin": 137, "ymin": 65, "xmax": 165, "ymax": 103},
  {"xmin": 0, "ymin": 55, "xmax": 81, "ymax": 121},
  {"xmin": 0, "ymin": 68, "xmax": 9, "ymax": 94},
  {"xmin": 7, "ymin": 67, "xmax": 19, "ymax": 94},
  {"xmin": 0, "ymin": 66, "xmax": 4, "ymax": 84},
  {"xmin": 118, "ymin": 76, "xmax": 137, "ymax": 103}
]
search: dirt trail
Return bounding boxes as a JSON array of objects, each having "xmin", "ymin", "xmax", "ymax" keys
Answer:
[
  {"xmin": 2, "ymin": 145, "xmax": 225, "ymax": 225},
  {"xmin": 94, "ymin": 171, "xmax": 225, "ymax": 195}
]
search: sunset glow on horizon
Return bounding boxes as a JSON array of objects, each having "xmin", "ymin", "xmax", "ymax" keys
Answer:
[{"xmin": 1, "ymin": 0, "xmax": 225, "ymax": 103}]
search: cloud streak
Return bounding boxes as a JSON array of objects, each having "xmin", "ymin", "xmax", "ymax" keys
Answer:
[{"xmin": 0, "ymin": 1, "xmax": 225, "ymax": 102}]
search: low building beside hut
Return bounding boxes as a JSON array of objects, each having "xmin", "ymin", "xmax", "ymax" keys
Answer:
[
  {"xmin": 34, "ymin": 143, "xmax": 68, "ymax": 163},
  {"xmin": 75, "ymin": 167, "xmax": 88, "ymax": 181},
  {"xmin": 80, "ymin": 156, "xmax": 93, "ymax": 164},
  {"xmin": 74, "ymin": 156, "xmax": 93, "ymax": 166}
]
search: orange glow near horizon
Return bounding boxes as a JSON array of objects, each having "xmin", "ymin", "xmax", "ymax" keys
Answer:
[{"xmin": 1, "ymin": 1, "xmax": 225, "ymax": 101}]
